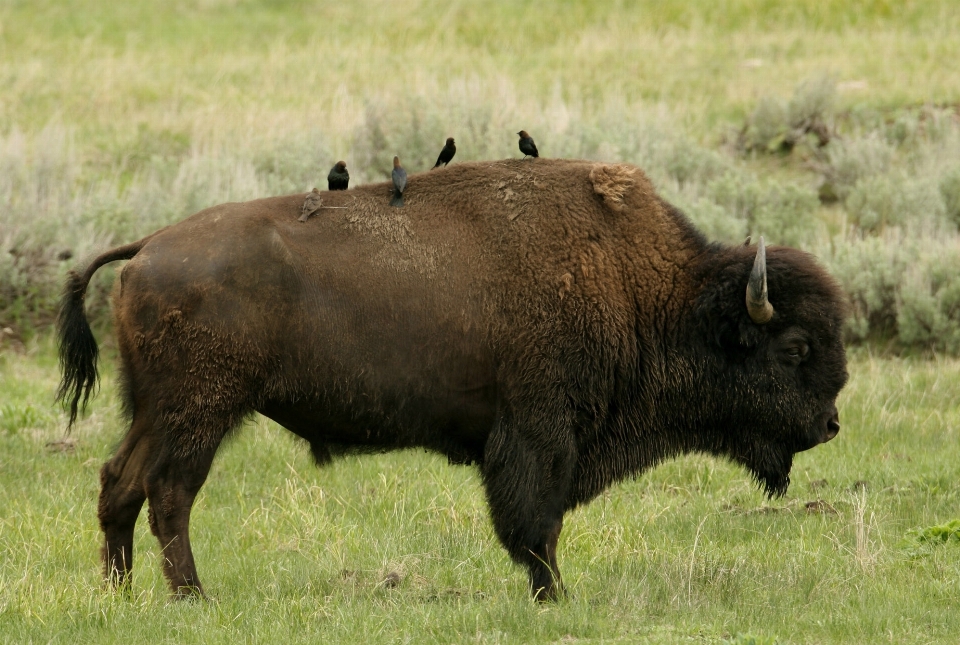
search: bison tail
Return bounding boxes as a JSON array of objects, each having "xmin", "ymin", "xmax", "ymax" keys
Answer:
[
  {"xmin": 56, "ymin": 238, "xmax": 150, "ymax": 429},
  {"xmin": 56, "ymin": 270, "xmax": 100, "ymax": 429}
]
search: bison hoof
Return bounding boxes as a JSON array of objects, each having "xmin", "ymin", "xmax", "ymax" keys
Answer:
[
  {"xmin": 172, "ymin": 585, "xmax": 207, "ymax": 601},
  {"xmin": 533, "ymin": 584, "xmax": 567, "ymax": 603}
]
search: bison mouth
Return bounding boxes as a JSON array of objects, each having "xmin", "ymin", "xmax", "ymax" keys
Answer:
[
  {"xmin": 795, "ymin": 406, "xmax": 842, "ymax": 453},
  {"xmin": 747, "ymin": 412, "xmax": 840, "ymax": 498},
  {"xmin": 818, "ymin": 408, "xmax": 841, "ymax": 445}
]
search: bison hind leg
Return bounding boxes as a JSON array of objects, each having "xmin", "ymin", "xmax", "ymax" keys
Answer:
[
  {"xmin": 98, "ymin": 412, "xmax": 156, "ymax": 589},
  {"xmin": 143, "ymin": 404, "xmax": 252, "ymax": 598}
]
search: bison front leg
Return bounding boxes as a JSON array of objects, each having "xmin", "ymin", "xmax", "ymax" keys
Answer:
[{"xmin": 482, "ymin": 413, "xmax": 575, "ymax": 601}]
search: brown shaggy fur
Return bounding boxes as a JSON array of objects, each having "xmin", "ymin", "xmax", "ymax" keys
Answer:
[{"xmin": 588, "ymin": 163, "xmax": 639, "ymax": 212}]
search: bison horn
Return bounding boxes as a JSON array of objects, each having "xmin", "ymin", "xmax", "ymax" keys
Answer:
[{"xmin": 746, "ymin": 236, "xmax": 774, "ymax": 324}]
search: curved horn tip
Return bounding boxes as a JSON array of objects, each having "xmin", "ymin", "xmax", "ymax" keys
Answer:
[{"xmin": 746, "ymin": 236, "xmax": 774, "ymax": 324}]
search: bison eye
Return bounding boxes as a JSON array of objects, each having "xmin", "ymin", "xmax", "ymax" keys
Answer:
[{"xmin": 784, "ymin": 343, "xmax": 809, "ymax": 361}]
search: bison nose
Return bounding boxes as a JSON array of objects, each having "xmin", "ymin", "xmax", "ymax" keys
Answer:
[{"xmin": 825, "ymin": 412, "xmax": 840, "ymax": 441}]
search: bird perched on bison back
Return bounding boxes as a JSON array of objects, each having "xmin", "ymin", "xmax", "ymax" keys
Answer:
[
  {"xmin": 298, "ymin": 187, "xmax": 324, "ymax": 222},
  {"xmin": 327, "ymin": 161, "xmax": 349, "ymax": 191},
  {"xmin": 390, "ymin": 156, "xmax": 407, "ymax": 207},
  {"xmin": 517, "ymin": 130, "xmax": 539, "ymax": 158},
  {"xmin": 433, "ymin": 137, "xmax": 456, "ymax": 169}
]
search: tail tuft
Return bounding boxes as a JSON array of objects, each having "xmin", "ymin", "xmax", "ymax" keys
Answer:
[{"xmin": 56, "ymin": 270, "xmax": 100, "ymax": 429}]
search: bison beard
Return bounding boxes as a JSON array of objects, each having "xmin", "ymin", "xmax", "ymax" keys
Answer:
[
  {"xmin": 744, "ymin": 445, "xmax": 793, "ymax": 498},
  {"xmin": 57, "ymin": 159, "xmax": 848, "ymax": 601}
]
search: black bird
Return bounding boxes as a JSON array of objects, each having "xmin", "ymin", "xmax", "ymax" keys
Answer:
[
  {"xmin": 433, "ymin": 137, "xmax": 456, "ymax": 168},
  {"xmin": 327, "ymin": 161, "xmax": 349, "ymax": 191},
  {"xmin": 390, "ymin": 156, "xmax": 407, "ymax": 207},
  {"xmin": 517, "ymin": 130, "xmax": 539, "ymax": 159}
]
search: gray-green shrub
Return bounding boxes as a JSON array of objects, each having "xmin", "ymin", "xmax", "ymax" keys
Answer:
[
  {"xmin": 4, "ymin": 83, "xmax": 960, "ymax": 355},
  {"xmin": 818, "ymin": 233, "xmax": 960, "ymax": 352}
]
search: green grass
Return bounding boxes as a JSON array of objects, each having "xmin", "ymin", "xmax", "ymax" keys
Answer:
[
  {"xmin": 3, "ymin": 0, "xmax": 960, "ymax": 145},
  {"xmin": 2, "ymin": 343, "xmax": 960, "ymax": 643}
]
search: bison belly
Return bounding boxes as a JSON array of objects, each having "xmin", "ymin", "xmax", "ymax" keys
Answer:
[{"xmin": 257, "ymin": 378, "xmax": 497, "ymax": 464}]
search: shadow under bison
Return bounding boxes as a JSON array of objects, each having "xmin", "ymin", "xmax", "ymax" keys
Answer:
[{"xmin": 57, "ymin": 158, "xmax": 848, "ymax": 601}]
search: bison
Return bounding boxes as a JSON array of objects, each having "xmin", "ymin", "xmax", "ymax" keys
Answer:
[{"xmin": 57, "ymin": 158, "xmax": 848, "ymax": 601}]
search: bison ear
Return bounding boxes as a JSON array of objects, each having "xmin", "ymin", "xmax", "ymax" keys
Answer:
[
  {"xmin": 696, "ymin": 295, "xmax": 765, "ymax": 351},
  {"xmin": 695, "ymin": 251, "xmax": 768, "ymax": 350}
]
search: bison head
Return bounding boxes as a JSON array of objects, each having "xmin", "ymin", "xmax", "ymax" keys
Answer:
[{"xmin": 691, "ymin": 239, "xmax": 849, "ymax": 497}]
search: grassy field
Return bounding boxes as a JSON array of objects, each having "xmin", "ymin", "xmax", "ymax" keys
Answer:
[
  {"xmin": 5, "ymin": 0, "xmax": 960, "ymax": 139},
  {"xmin": 3, "ymin": 1, "xmax": 960, "ymax": 643},
  {"xmin": 3, "ymin": 341, "xmax": 960, "ymax": 643}
]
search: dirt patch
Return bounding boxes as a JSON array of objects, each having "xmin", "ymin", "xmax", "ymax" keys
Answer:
[
  {"xmin": 45, "ymin": 438, "xmax": 77, "ymax": 454},
  {"xmin": 804, "ymin": 500, "xmax": 838, "ymax": 515},
  {"xmin": 808, "ymin": 478, "xmax": 829, "ymax": 492},
  {"xmin": 380, "ymin": 571, "xmax": 402, "ymax": 588}
]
